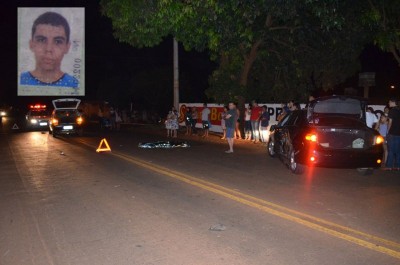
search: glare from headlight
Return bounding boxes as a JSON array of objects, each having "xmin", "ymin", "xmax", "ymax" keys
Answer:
[
  {"xmin": 76, "ymin": 116, "xmax": 83, "ymax": 125},
  {"xmin": 0, "ymin": 111, "xmax": 6, "ymax": 116},
  {"xmin": 375, "ymin": 135, "xmax": 384, "ymax": 145}
]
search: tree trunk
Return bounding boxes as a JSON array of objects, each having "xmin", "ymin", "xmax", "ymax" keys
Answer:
[
  {"xmin": 237, "ymin": 40, "xmax": 262, "ymax": 137},
  {"xmin": 240, "ymin": 40, "xmax": 262, "ymax": 87},
  {"xmin": 389, "ymin": 45, "xmax": 400, "ymax": 68}
]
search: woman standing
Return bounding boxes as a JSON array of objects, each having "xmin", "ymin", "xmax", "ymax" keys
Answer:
[
  {"xmin": 375, "ymin": 114, "xmax": 389, "ymax": 166},
  {"xmin": 166, "ymin": 106, "xmax": 179, "ymax": 138}
]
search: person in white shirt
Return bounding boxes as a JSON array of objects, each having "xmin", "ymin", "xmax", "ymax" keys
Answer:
[
  {"xmin": 201, "ymin": 103, "xmax": 211, "ymax": 138},
  {"xmin": 366, "ymin": 107, "xmax": 378, "ymax": 128}
]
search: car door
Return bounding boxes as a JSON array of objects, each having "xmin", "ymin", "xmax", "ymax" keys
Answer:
[
  {"xmin": 280, "ymin": 111, "xmax": 303, "ymax": 162},
  {"xmin": 273, "ymin": 111, "xmax": 295, "ymax": 156}
]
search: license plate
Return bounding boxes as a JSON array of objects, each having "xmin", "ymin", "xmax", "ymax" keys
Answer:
[
  {"xmin": 40, "ymin": 122, "xmax": 47, "ymax": 126},
  {"xmin": 63, "ymin": 125, "xmax": 73, "ymax": 130}
]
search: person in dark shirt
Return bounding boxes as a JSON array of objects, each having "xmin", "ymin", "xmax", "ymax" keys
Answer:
[
  {"xmin": 224, "ymin": 102, "xmax": 237, "ymax": 153},
  {"xmin": 386, "ymin": 98, "xmax": 400, "ymax": 169}
]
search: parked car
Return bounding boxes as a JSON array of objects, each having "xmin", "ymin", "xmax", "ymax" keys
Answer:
[
  {"xmin": 49, "ymin": 98, "xmax": 84, "ymax": 137},
  {"xmin": 267, "ymin": 96, "xmax": 384, "ymax": 175},
  {"xmin": 25, "ymin": 104, "xmax": 51, "ymax": 130}
]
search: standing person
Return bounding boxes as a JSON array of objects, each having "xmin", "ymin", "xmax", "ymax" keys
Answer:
[
  {"xmin": 20, "ymin": 11, "xmax": 79, "ymax": 88},
  {"xmin": 366, "ymin": 107, "xmax": 378, "ymax": 128},
  {"xmin": 244, "ymin": 105, "xmax": 252, "ymax": 140},
  {"xmin": 384, "ymin": 106, "xmax": 390, "ymax": 116},
  {"xmin": 260, "ymin": 105, "xmax": 270, "ymax": 143},
  {"xmin": 250, "ymin": 100, "xmax": 262, "ymax": 143},
  {"xmin": 191, "ymin": 107, "xmax": 198, "ymax": 135},
  {"xmin": 166, "ymin": 106, "xmax": 179, "ymax": 138},
  {"xmin": 386, "ymin": 98, "xmax": 400, "ymax": 169},
  {"xmin": 170, "ymin": 106, "xmax": 179, "ymax": 138},
  {"xmin": 305, "ymin": 93, "xmax": 316, "ymax": 109},
  {"xmin": 220, "ymin": 106, "xmax": 228, "ymax": 139},
  {"xmin": 201, "ymin": 103, "xmax": 211, "ymax": 138},
  {"xmin": 234, "ymin": 103, "xmax": 242, "ymax": 140},
  {"xmin": 224, "ymin": 102, "xmax": 237, "ymax": 153},
  {"xmin": 184, "ymin": 107, "xmax": 193, "ymax": 135},
  {"xmin": 375, "ymin": 114, "xmax": 389, "ymax": 166}
]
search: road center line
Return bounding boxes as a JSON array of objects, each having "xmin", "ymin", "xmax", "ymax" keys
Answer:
[{"xmin": 77, "ymin": 139, "xmax": 400, "ymax": 259}]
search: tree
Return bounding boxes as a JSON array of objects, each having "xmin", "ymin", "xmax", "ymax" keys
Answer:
[
  {"xmin": 100, "ymin": 0, "xmax": 368, "ymax": 103},
  {"xmin": 362, "ymin": 0, "xmax": 400, "ymax": 67}
]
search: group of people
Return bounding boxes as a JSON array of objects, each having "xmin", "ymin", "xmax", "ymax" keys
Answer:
[
  {"xmin": 98, "ymin": 106, "xmax": 122, "ymax": 131},
  {"xmin": 366, "ymin": 99, "xmax": 400, "ymax": 170},
  {"xmin": 219, "ymin": 100, "xmax": 271, "ymax": 153},
  {"xmin": 220, "ymin": 101, "xmax": 271, "ymax": 142},
  {"xmin": 166, "ymin": 103, "xmax": 211, "ymax": 138},
  {"xmin": 168, "ymin": 100, "xmax": 273, "ymax": 154}
]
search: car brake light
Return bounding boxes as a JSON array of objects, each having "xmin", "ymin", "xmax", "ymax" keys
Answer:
[
  {"xmin": 76, "ymin": 117, "xmax": 83, "ymax": 125},
  {"xmin": 305, "ymin": 133, "xmax": 317, "ymax": 142},
  {"xmin": 29, "ymin": 104, "xmax": 46, "ymax": 109},
  {"xmin": 52, "ymin": 118, "xmax": 59, "ymax": 126},
  {"xmin": 375, "ymin": 135, "xmax": 384, "ymax": 145}
]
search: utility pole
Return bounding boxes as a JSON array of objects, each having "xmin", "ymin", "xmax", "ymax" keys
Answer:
[{"xmin": 173, "ymin": 38, "xmax": 179, "ymax": 110}]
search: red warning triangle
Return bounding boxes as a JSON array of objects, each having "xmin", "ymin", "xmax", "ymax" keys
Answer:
[{"xmin": 96, "ymin": 138, "xmax": 111, "ymax": 152}]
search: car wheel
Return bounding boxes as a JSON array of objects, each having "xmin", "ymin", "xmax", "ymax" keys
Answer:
[
  {"xmin": 356, "ymin": 168, "xmax": 374, "ymax": 175},
  {"xmin": 268, "ymin": 140, "xmax": 275, "ymax": 157},
  {"xmin": 52, "ymin": 131, "xmax": 57, "ymax": 138},
  {"xmin": 289, "ymin": 150, "xmax": 305, "ymax": 174}
]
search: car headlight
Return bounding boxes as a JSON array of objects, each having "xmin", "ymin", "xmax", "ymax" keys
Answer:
[
  {"xmin": 51, "ymin": 118, "xmax": 59, "ymax": 126},
  {"xmin": 30, "ymin": 119, "xmax": 38, "ymax": 124},
  {"xmin": 76, "ymin": 116, "xmax": 83, "ymax": 125},
  {"xmin": 374, "ymin": 135, "xmax": 384, "ymax": 145},
  {"xmin": 0, "ymin": 111, "xmax": 6, "ymax": 116}
]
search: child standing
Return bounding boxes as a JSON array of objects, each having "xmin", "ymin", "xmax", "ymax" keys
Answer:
[{"xmin": 375, "ymin": 114, "xmax": 389, "ymax": 166}]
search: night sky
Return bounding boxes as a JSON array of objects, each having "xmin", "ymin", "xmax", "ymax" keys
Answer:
[
  {"xmin": 1, "ymin": 1, "xmax": 398, "ymax": 110},
  {"xmin": 1, "ymin": 0, "xmax": 215, "ymax": 111}
]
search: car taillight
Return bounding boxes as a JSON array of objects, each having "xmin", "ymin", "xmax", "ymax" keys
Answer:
[
  {"xmin": 305, "ymin": 133, "xmax": 317, "ymax": 142},
  {"xmin": 374, "ymin": 135, "xmax": 384, "ymax": 145},
  {"xmin": 52, "ymin": 118, "xmax": 59, "ymax": 126},
  {"xmin": 76, "ymin": 117, "xmax": 83, "ymax": 125}
]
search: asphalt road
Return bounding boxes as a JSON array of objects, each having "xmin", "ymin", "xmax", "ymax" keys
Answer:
[{"xmin": 1, "ymin": 117, "xmax": 400, "ymax": 265}]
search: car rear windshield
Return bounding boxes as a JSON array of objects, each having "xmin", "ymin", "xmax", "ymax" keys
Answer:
[{"xmin": 313, "ymin": 98, "xmax": 362, "ymax": 115}]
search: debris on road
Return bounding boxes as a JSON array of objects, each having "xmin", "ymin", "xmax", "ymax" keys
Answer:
[
  {"xmin": 138, "ymin": 141, "xmax": 190, "ymax": 149},
  {"xmin": 209, "ymin": 223, "xmax": 226, "ymax": 231}
]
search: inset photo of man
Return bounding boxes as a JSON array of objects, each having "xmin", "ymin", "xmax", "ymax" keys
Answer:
[{"xmin": 18, "ymin": 8, "xmax": 85, "ymax": 96}]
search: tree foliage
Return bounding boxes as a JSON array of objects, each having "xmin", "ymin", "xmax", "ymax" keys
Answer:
[
  {"xmin": 100, "ymin": 0, "xmax": 385, "ymax": 103},
  {"xmin": 362, "ymin": 0, "xmax": 400, "ymax": 67}
]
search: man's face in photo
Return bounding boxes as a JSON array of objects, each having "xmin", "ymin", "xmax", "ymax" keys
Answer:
[{"xmin": 29, "ymin": 24, "xmax": 70, "ymax": 72}]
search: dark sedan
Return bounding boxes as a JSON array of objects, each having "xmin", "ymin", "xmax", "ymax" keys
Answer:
[{"xmin": 268, "ymin": 96, "xmax": 384, "ymax": 175}]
